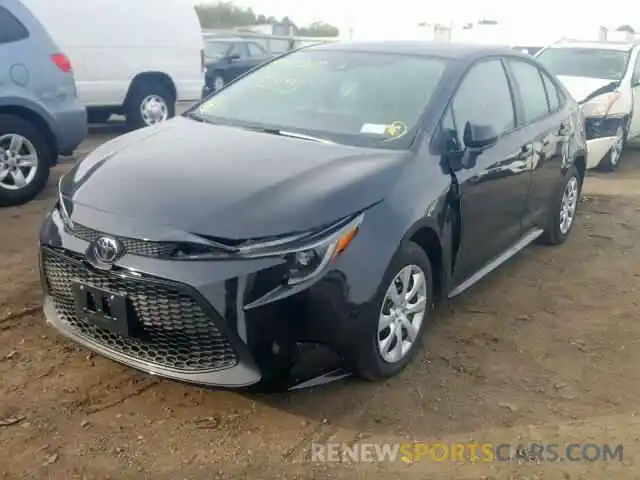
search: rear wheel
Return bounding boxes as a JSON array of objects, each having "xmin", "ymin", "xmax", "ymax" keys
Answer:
[
  {"xmin": 538, "ymin": 164, "xmax": 581, "ymax": 246},
  {"xmin": 124, "ymin": 80, "xmax": 175, "ymax": 130},
  {"xmin": 0, "ymin": 114, "xmax": 51, "ymax": 207},
  {"xmin": 352, "ymin": 242, "xmax": 434, "ymax": 380}
]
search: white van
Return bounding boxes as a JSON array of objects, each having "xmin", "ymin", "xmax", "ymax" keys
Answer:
[{"xmin": 20, "ymin": 0, "xmax": 204, "ymax": 129}]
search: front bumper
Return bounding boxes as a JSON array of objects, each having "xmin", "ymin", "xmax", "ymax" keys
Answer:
[
  {"xmin": 39, "ymin": 207, "xmax": 372, "ymax": 388},
  {"xmin": 583, "ymin": 115, "xmax": 625, "ymax": 169}
]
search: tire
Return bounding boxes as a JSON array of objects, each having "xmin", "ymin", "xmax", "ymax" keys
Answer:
[
  {"xmin": 352, "ymin": 241, "xmax": 434, "ymax": 381},
  {"xmin": 211, "ymin": 72, "xmax": 225, "ymax": 92},
  {"xmin": 0, "ymin": 114, "xmax": 51, "ymax": 207},
  {"xmin": 597, "ymin": 124, "xmax": 625, "ymax": 172},
  {"xmin": 124, "ymin": 80, "xmax": 175, "ymax": 130},
  {"xmin": 538, "ymin": 164, "xmax": 581, "ymax": 246},
  {"xmin": 87, "ymin": 109, "xmax": 112, "ymax": 124}
]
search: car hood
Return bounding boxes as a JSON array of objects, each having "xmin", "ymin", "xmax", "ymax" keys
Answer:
[
  {"xmin": 556, "ymin": 75, "xmax": 618, "ymax": 103},
  {"xmin": 61, "ymin": 116, "xmax": 408, "ymax": 240}
]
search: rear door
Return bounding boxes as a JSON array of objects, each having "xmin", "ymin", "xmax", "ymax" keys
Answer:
[
  {"xmin": 447, "ymin": 58, "xmax": 534, "ymax": 285},
  {"xmin": 504, "ymin": 57, "xmax": 572, "ymax": 228}
]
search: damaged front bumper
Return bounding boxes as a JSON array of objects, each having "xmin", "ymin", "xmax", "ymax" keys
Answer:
[{"xmin": 583, "ymin": 115, "xmax": 626, "ymax": 169}]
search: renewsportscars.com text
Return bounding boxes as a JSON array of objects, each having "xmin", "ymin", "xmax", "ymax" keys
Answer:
[{"xmin": 310, "ymin": 442, "xmax": 624, "ymax": 463}]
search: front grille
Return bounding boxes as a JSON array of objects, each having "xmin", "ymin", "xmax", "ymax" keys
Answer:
[
  {"xmin": 42, "ymin": 248, "xmax": 238, "ymax": 372},
  {"xmin": 70, "ymin": 224, "xmax": 178, "ymax": 258}
]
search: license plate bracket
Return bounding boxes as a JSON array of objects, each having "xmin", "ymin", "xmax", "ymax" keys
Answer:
[{"xmin": 72, "ymin": 282, "xmax": 140, "ymax": 337}]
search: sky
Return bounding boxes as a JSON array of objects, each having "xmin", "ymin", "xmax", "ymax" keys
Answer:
[{"xmin": 192, "ymin": 0, "xmax": 637, "ymax": 45}]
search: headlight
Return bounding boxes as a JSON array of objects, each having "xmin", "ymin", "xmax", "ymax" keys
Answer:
[
  {"xmin": 283, "ymin": 214, "xmax": 362, "ymax": 285},
  {"xmin": 57, "ymin": 175, "xmax": 73, "ymax": 229},
  {"xmin": 580, "ymin": 91, "xmax": 621, "ymax": 117}
]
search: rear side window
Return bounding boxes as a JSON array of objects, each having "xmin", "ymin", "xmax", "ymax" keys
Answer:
[
  {"xmin": 452, "ymin": 59, "xmax": 515, "ymax": 144},
  {"xmin": 541, "ymin": 71, "xmax": 561, "ymax": 112},
  {"xmin": 247, "ymin": 43, "xmax": 267, "ymax": 58},
  {"xmin": 0, "ymin": 6, "xmax": 29, "ymax": 44},
  {"xmin": 507, "ymin": 59, "xmax": 549, "ymax": 124}
]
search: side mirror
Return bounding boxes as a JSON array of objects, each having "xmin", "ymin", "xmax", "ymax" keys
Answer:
[
  {"xmin": 632, "ymin": 77, "xmax": 640, "ymax": 87},
  {"xmin": 228, "ymin": 53, "xmax": 241, "ymax": 62},
  {"xmin": 463, "ymin": 122, "xmax": 498, "ymax": 150}
]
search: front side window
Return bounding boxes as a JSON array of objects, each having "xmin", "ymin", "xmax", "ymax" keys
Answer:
[
  {"xmin": 508, "ymin": 59, "xmax": 549, "ymax": 124},
  {"xmin": 632, "ymin": 52, "xmax": 640, "ymax": 85},
  {"xmin": 229, "ymin": 43, "xmax": 249, "ymax": 59},
  {"xmin": 452, "ymin": 59, "xmax": 515, "ymax": 146},
  {"xmin": 194, "ymin": 49, "xmax": 449, "ymax": 149},
  {"xmin": 537, "ymin": 47, "xmax": 629, "ymax": 81},
  {"xmin": 204, "ymin": 41, "xmax": 231, "ymax": 60},
  {"xmin": 0, "ymin": 7, "xmax": 29, "ymax": 44}
]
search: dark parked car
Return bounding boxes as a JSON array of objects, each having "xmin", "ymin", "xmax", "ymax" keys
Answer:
[
  {"xmin": 1, "ymin": 0, "xmax": 87, "ymax": 206},
  {"xmin": 40, "ymin": 41, "xmax": 587, "ymax": 390},
  {"xmin": 202, "ymin": 37, "xmax": 271, "ymax": 96}
]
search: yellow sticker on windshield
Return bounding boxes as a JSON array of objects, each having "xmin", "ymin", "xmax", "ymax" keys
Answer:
[{"xmin": 384, "ymin": 121, "xmax": 408, "ymax": 140}]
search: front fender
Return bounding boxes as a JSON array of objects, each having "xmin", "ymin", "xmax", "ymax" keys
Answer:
[{"xmin": 336, "ymin": 169, "xmax": 452, "ymax": 307}]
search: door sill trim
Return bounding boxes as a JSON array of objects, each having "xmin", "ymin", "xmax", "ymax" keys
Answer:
[{"xmin": 448, "ymin": 227, "xmax": 544, "ymax": 298}]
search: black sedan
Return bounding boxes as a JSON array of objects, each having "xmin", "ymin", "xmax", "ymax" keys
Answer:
[
  {"xmin": 202, "ymin": 37, "xmax": 272, "ymax": 96},
  {"xmin": 40, "ymin": 41, "xmax": 587, "ymax": 390}
]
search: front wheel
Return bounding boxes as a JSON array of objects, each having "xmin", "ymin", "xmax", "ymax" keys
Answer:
[
  {"xmin": 352, "ymin": 242, "xmax": 434, "ymax": 381},
  {"xmin": 538, "ymin": 164, "xmax": 581, "ymax": 246},
  {"xmin": 597, "ymin": 125, "xmax": 625, "ymax": 172},
  {"xmin": 0, "ymin": 114, "xmax": 51, "ymax": 207}
]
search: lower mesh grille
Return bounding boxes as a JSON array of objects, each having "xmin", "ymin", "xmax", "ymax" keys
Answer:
[{"xmin": 42, "ymin": 248, "xmax": 238, "ymax": 372}]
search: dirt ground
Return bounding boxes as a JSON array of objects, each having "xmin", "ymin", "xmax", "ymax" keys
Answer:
[{"xmin": 2, "ymin": 133, "xmax": 640, "ymax": 479}]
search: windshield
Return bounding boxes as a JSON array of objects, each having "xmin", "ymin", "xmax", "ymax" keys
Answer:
[
  {"xmin": 192, "ymin": 48, "xmax": 449, "ymax": 149},
  {"xmin": 204, "ymin": 41, "xmax": 231, "ymax": 59},
  {"xmin": 537, "ymin": 48, "xmax": 629, "ymax": 80}
]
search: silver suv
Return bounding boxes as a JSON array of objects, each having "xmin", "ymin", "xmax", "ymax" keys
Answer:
[{"xmin": 0, "ymin": 0, "xmax": 87, "ymax": 206}]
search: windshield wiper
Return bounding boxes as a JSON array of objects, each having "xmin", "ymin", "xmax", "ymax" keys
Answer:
[{"xmin": 244, "ymin": 126, "xmax": 336, "ymax": 145}]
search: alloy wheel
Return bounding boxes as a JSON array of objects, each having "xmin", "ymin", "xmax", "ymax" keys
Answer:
[
  {"xmin": 377, "ymin": 264, "xmax": 428, "ymax": 364},
  {"xmin": 214, "ymin": 76, "xmax": 225, "ymax": 91},
  {"xmin": 559, "ymin": 176, "xmax": 579, "ymax": 235},
  {"xmin": 0, "ymin": 134, "xmax": 38, "ymax": 191},
  {"xmin": 140, "ymin": 94, "xmax": 169, "ymax": 126},
  {"xmin": 609, "ymin": 126, "xmax": 625, "ymax": 167}
]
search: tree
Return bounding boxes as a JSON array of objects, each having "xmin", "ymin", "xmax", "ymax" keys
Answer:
[
  {"xmin": 616, "ymin": 24, "xmax": 635, "ymax": 33},
  {"xmin": 194, "ymin": 1, "xmax": 339, "ymax": 36},
  {"xmin": 195, "ymin": 2, "xmax": 257, "ymax": 29},
  {"xmin": 298, "ymin": 21, "xmax": 339, "ymax": 37}
]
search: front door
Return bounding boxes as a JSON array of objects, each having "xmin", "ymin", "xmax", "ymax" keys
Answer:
[
  {"xmin": 227, "ymin": 43, "xmax": 254, "ymax": 79},
  {"xmin": 444, "ymin": 59, "xmax": 533, "ymax": 285}
]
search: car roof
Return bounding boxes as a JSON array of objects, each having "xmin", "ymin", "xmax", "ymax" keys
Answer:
[
  {"xmin": 546, "ymin": 40, "xmax": 633, "ymax": 52},
  {"xmin": 203, "ymin": 36, "xmax": 244, "ymax": 42},
  {"xmin": 309, "ymin": 40, "xmax": 521, "ymax": 60}
]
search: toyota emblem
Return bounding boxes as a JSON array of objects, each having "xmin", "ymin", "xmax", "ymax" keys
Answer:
[{"xmin": 93, "ymin": 236, "xmax": 122, "ymax": 263}]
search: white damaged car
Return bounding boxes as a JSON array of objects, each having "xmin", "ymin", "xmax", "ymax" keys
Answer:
[{"xmin": 536, "ymin": 39, "xmax": 640, "ymax": 171}]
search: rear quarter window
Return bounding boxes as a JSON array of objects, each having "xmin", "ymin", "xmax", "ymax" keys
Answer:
[{"xmin": 0, "ymin": 6, "xmax": 29, "ymax": 44}]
